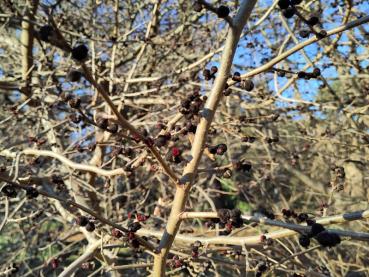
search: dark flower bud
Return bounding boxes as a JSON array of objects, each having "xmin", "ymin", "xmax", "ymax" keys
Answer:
[
  {"xmin": 216, "ymin": 5, "xmax": 230, "ymax": 18},
  {"xmin": 39, "ymin": 25, "xmax": 54, "ymax": 42},
  {"xmin": 297, "ymin": 213, "xmax": 309, "ymax": 223},
  {"xmin": 307, "ymin": 16, "xmax": 319, "ymax": 26},
  {"xmin": 217, "ymin": 209, "xmax": 231, "ymax": 223},
  {"xmin": 208, "ymin": 145, "xmax": 217, "ymax": 154},
  {"xmin": 155, "ymin": 135, "xmax": 169, "ymax": 147},
  {"xmin": 185, "ymin": 122, "xmax": 197, "ymax": 133},
  {"xmin": 131, "ymin": 238, "xmax": 140, "ymax": 248},
  {"xmin": 232, "ymin": 72, "xmax": 241, "ymax": 82},
  {"xmin": 128, "ymin": 222, "xmax": 142, "ymax": 233},
  {"xmin": 297, "ymin": 71, "xmax": 306, "ymax": 78},
  {"xmin": 26, "ymin": 187, "xmax": 39, "ymax": 199},
  {"xmin": 76, "ymin": 216, "xmax": 89, "ymax": 227},
  {"xmin": 216, "ymin": 143, "xmax": 227, "ymax": 155},
  {"xmin": 290, "ymin": 0, "xmax": 302, "ymax": 5},
  {"xmin": 309, "ymin": 223, "xmax": 325, "ymax": 237},
  {"xmin": 85, "ymin": 221, "xmax": 96, "ymax": 232},
  {"xmin": 223, "ymin": 89, "xmax": 232, "ymax": 96},
  {"xmin": 96, "ymin": 118, "xmax": 108, "ymax": 129},
  {"xmin": 69, "ymin": 113, "xmax": 82, "ymax": 124},
  {"xmin": 211, "ymin": 66, "xmax": 218, "ymax": 74},
  {"xmin": 67, "ymin": 70, "xmax": 82, "ymax": 82},
  {"xmin": 203, "ymin": 69, "xmax": 211, "ymax": 80},
  {"xmin": 315, "ymin": 231, "xmax": 341, "ymax": 247},
  {"xmin": 72, "ymin": 44, "xmax": 89, "ymax": 61},
  {"xmin": 299, "ymin": 29, "xmax": 310, "ymax": 38},
  {"xmin": 60, "ymin": 92, "xmax": 73, "ymax": 102},
  {"xmin": 68, "ymin": 97, "xmax": 81, "ymax": 109},
  {"xmin": 111, "ymin": 228, "xmax": 123, "ymax": 238},
  {"xmin": 278, "ymin": 0, "xmax": 290, "ymax": 9},
  {"xmin": 299, "ymin": 235, "xmax": 310, "ymax": 247},
  {"xmin": 257, "ymin": 262, "xmax": 268, "ymax": 273},
  {"xmin": 181, "ymin": 99, "xmax": 191, "ymax": 109},
  {"xmin": 1, "ymin": 185, "xmax": 17, "ymax": 198},
  {"xmin": 282, "ymin": 6, "xmax": 295, "ymax": 18},
  {"xmin": 316, "ymin": 30, "xmax": 328, "ymax": 39},
  {"xmin": 193, "ymin": 1, "xmax": 202, "ymax": 12}
]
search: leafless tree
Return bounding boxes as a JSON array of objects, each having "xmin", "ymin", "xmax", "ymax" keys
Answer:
[{"xmin": 0, "ymin": 0, "xmax": 369, "ymax": 276}]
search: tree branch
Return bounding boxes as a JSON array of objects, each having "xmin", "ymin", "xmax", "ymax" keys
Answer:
[{"xmin": 152, "ymin": 0, "xmax": 258, "ymax": 275}]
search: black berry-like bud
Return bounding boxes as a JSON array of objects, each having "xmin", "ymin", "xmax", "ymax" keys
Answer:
[
  {"xmin": 223, "ymin": 89, "xmax": 232, "ymax": 96},
  {"xmin": 85, "ymin": 221, "xmax": 95, "ymax": 232},
  {"xmin": 232, "ymin": 72, "xmax": 241, "ymax": 82},
  {"xmin": 208, "ymin": 145, "xmax": 217, "ymax": 154},
  {"xmin": 299, "ymin": 235, "xmax": 310, "ymax": 247},
  {"xmin": 26, "ymin": 187, "xmax": 39, "ymax": 199},
  {"xmin": 193, "ymin": 1, "xmax": 202, "ymax": 12},
  {"xmin": 230, "ymin": 208, "xmax": 241, "ymax": 219},
  {"xmin": 51, "ymin": 175, "xmax": 64, "ymax": 185},
  {"xmin": 239, "ymin": 161, "xmax": 252, "ymax": 171},
  {"xmin": 67, "ymin": 70, "xmax": 82, "ymax": 82},
  {"xmin": 309, "ymin": 223, "xmax": 325, "ymax": 237},
  {"xmin": 307, "ymin": 16, "xmax": 319, "ymax": 26},
  {"xmin": 282, "ymin": 6, "xmax": 295, "ymax": 18},
  {"xmin": 193, "ymin": 240, "xmax": 202, "ymax": 248},
  {"xmin": 306, "ymin": 219, "xmax": 315, "ymax": 226},
  {"xmin": 155, "ymin": 135, "xmax": 169, "ymax": 147},
  {"xmin": 131, "ymin": 238, "xmax": 140, "ymax": 248},
  {"xmin": 297, "ymin": 213, "xmax": 308, "ymax": 223},
  {"xmin": 72, "ymin": 44, "xmax": 89, "ymax": 61},
  {"xmin": 290, "ymin": 0, "xmax": 302, "ymax": 5},
  {"xmin": 242, "ymin": 79, "xmax": 254, "ymax": 91},
  {"xmin": 217, "ymin": 209, "xmax": 231, "ymax": 223},
  {"xmin": 68, "ymin": 97, "xmax": 81, "ymax": 109},
  {"xmin": 315, "ymin": 231, "xmax": 341, "ymax": 247},
  {"xmin": 189, "ymin": 102, "xmax": 200, "ymax": 114},
  {"xmin": 60, "ymin": 92, "xmax": 73, "ymax": 102},
  {"xmin": 257, "ymin": 262, "xmax": 268, "ymax": 273},
  {"xmin": 211, "ymin": 66, "xmax": 218, "ymax": 74},
  {"xmin": 282, "ymin": 208, "xmax": 292, "ymax": 218},
  {"xmin": 203, "ymin": 69, "xmax": 211, "ymax": 80},
  {"xmin": 277, "ymin": 70, "xmax": 286, "ymax": 77},
  {"xmin": 216, "ymin": 5, "xmax": 230, "ymax": 18},
  {"xmin": 299, "ymin": 30, "xmax": 310, "ymax": 38},
  {"xmin": 230, "ymin": 209, "xmax": 242, "ymax": 226},
  {"xmin": 313, "ymin": 68, "xmax": 321, "ymax": 77},
  {"xmin": 1, "ymin": 185, "xmax": 17, "ymax": 198},
  {"xmin": 278, "ymin": 0, "xmax": 290, "ymax": 9},
  {"xmin": 216, "ymin": 143, "xmax": 227, "ymax": 155},
  {"xmin": 297, "ymin": 71, "xmax": 306, "ymax": 79},
  {"xmin": 76, "ymin": 216, "xmax": 89, "ymax": 227},
  {"xmin": 39, "ymin": 25, "xmax": 54, "ymax": 42},
  {"xmin": 111, "ymin": 228, "xmax": 123, "ymax": 238},
  {"xmin": 317, "ymin": 30, "xmax": 327, "ymax": 39},
  {"xmin": 128, "ymin": 222, "xmax": 142, "ymax": 232},
  {"xmin": 185, "ymin": 122, "xmax": 197, "ymax": 133},
  {"xmin": 69, "ymin": 113, "xmax": 81, "ymax": 123},
  {"xmin": 181, "ymin": 99, "xmax": 191, "ymax": 109},
  {"xmin": 96, "ymin": 118, "xmax": 108, "ymax": 129}
]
